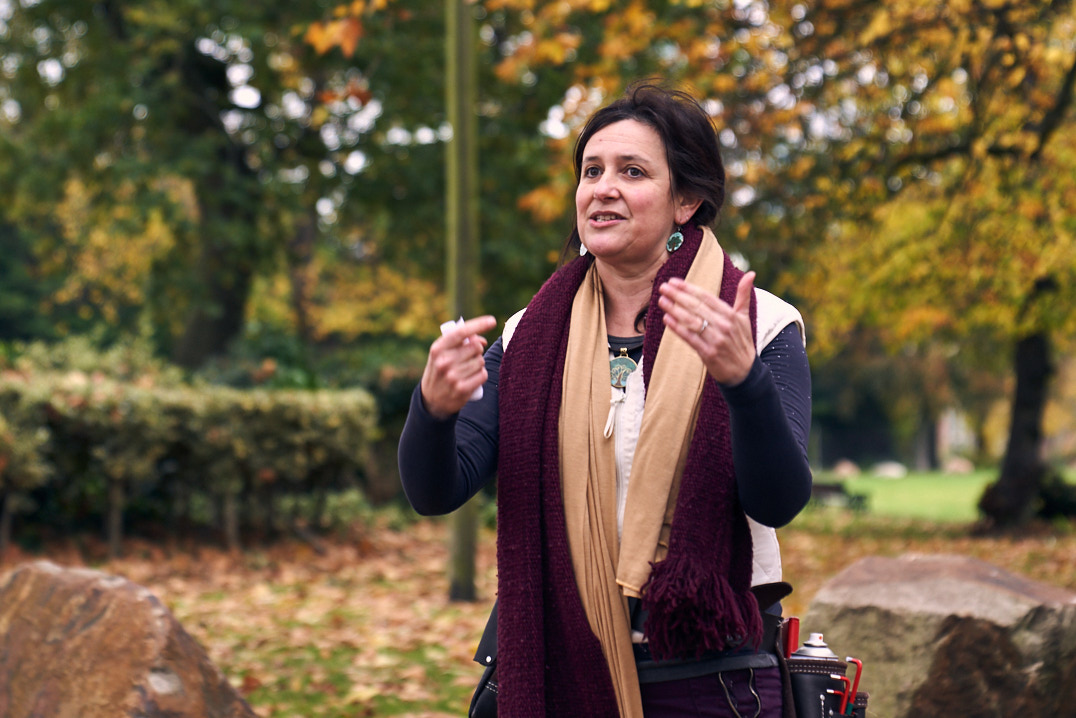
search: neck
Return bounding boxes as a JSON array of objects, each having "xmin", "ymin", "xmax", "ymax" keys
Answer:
[{"xmin": 595, "ymin": 257, "xmax": 664, "ymax": 336}]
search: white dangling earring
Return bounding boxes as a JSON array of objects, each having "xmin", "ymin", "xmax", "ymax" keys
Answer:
[{"xmin": 579, "ymin": 243, "xmax": 588, "ymax": 256}]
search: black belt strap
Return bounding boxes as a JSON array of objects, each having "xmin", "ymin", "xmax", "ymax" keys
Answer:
[{"xmin": 635, "ymin": 647, "xmax": 779, "ymax": 683}]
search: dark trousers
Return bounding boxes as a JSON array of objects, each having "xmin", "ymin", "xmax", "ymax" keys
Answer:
[{"xmin": 639, "ymin": 666, "xmax": 783, "ymax": 718}]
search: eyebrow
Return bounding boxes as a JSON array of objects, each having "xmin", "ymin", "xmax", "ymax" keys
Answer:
[
  {"xmin": 589, "ymin": 156, "xmax": 654, "ymax": 172},
  {"xmin": 581, "ymin": 153, "xmax": 654, "ymax": 165}
]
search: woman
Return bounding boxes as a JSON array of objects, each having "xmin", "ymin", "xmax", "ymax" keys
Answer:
[{"xmin": 399, "ymin": 82, "xmax": 812, "ymax": 717}]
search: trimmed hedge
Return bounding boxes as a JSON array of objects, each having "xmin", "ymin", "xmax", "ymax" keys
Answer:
[
  {"xmin": 0, "ymin": 369, "xmax": 378, "ymax": 555},
  {"xmin": 0, "ymin": 393, "xmax": 53, "ymax": 555}
]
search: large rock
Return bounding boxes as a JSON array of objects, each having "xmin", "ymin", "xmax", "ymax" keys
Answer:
[
  {"xmin": 803, "ymin": 554, "xmax": 1076, "ymax": 718},
  {"xmin": 0, "ymin": 560, "xmax": 258, "ymax": 718}
]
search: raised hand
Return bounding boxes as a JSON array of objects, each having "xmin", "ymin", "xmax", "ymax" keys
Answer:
[
  {"xmin": 657, "ymin": 272, "xmax": 756, "ymax": 386},
  {"xmin": 419, "ymin": 315, "xmax": 498, "ymax": 419}
]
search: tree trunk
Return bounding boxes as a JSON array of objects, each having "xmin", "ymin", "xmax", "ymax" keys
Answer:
[
  {"xmin": 170, "ymin": 40, "xmax": 259, "ymax": 370},
  {"xmin": 172, "ymin": 258, "xmax": 253, "ymax": 369},
  {"xmin": 288, "ymin": 214, "xmax": 318, "ymax": 345},
  {"xmin": 107, "ymin": 478, "xmax": 124, "ymax": 559},
  {"xmin": 222, "ymin": 491, "xmax": 241, "ymax": 553},
  {"xmin": 978, "ymin": 331, "xmax": 1053, "ymax": 526},
  {"xmin": 913, "ymin": 407, "xmax": 938, "ymax": 472},
  {"xmin": 0, "ymin": 492, "xmax": 13, "ymax": 560}
]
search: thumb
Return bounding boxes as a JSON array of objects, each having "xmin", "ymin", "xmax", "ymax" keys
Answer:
[{"xmin": 732, "ymin": 271, "xmax": 755, "ymax": 315}]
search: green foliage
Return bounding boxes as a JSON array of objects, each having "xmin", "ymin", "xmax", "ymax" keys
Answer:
[
  {"xmin": 6, "ymin": 0, "xmax": 1075, "ymax": 513},
  {"xmin": 0, "ymin": 222, "xmax": 58, "ymax": 342},
  {"xmin": 0, "ymin": 400, "xmax": 52, "ymax": 496},
  {"xmin": 5, "ymin": 329, "xmax": 186, "ymax": 385},
  {"xmin": 0, "ymin": 367, "xmax": 379, "ymax": 550},
  {"xmin": 0, "ymin": 0, "xmax": 359, "ymax": 364}
]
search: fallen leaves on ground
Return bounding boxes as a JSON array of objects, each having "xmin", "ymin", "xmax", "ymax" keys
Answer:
[
  {"xmin": 2, "ymin": 518, "xmax": 497, "ymax": 717},
  {"xmin": 2, "ymin": 510, "xmax": 1075, "ymax": 716}
]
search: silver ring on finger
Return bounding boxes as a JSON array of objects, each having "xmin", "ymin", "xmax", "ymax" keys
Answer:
[{"xmin": 696, "ymin": 317, "xmax": 709, "ymax": 335}]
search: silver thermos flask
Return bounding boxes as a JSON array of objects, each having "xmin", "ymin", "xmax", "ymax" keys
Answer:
[{"xmin": 786, "ymin": 632, "xmax": 867, "ymax": 717}]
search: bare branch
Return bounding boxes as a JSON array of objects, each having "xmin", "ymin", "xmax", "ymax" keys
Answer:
[{"xmin": 1030, "ymin": 51, "xmax": 1076, "ymax": 161}]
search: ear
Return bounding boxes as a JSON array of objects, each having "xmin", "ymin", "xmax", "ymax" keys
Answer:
[{"xmin": 675, "ymin": 194, "xmax": 704, "ymax": 225}]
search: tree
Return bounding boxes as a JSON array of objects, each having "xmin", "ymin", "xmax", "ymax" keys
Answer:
[
  {"xmin": 477, "ymin": 0, "xmax": 1076, "ymax": 526},
  {"xmin": 1, "ymin": 0, "xmax": 447, "ymax": 364},
  {"xmin": 53, "ymin": 0, "xmax": 1067, "ymax": 528},
  {"xmin": 780, "ymin": 1, "xmax": 1076, "ymax": 525}
]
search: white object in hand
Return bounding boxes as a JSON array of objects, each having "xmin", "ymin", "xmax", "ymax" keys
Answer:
[{"xmin": 440, "ymin": 317, "xmax": 484, "ymax": 402}]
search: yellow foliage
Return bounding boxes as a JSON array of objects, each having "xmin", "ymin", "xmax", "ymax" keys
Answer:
[
  {"xmin": 535, "ymin": 38, "xmax": 568, "ymax": 64},
  {"xmin": 518, "ymin": 184, "xmax": 569, "ymax": 223},
  {"xmin": 621, "ymin": 0, "xmax": 653, "ymax": 32},
  {"xmin": 1044, "ymin": 46, "xmax": 1069, "ymax": 66},
  {"xmin": 890, "ymin": 306, "xmax": 953, "ymax": 344},
  {"xmin": 518, "ymin": 157, "xmax": 574, "ymax": 223},
  {"xmin": 711, "ymin": 74, "xmax": 739, "ymax": 95},
  {"xmin": 47, "ymin": 176, "xmax": 181, "ymax": 323},
  {"xmin": 858, "ymin": 8, "xmax": 891, "ymax": 45},
  {"xmin": 305, "ymin": 18, "xmax": 364, "ymax": 57},
  {"xmin": 248, "ymin": 257, "xmax": 446, "ymax": 341},
  {"xmin": 494, "ymin": 54, "xmax": 524, "ymax": 83}
]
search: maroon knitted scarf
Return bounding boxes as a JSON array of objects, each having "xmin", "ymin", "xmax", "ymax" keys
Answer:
[{"xmin": 496, "ymin": 224, "xmax": 761, "ymax": 716}]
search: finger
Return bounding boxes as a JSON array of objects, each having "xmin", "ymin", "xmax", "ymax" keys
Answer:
[
  {"xmin": 420, "ymin": 350, "xmax": 488, "ymax": 419},
  {"xmin": 660, "ymin": 277, "xmax": 703, "ymax": 303},
  {"xmin": 661, "ymin": 310, "xmax": 701, "ymax": 343},
  {"xmin": 443, "ymin": 315, "xmax": 498, "ymax": 345},
  {"xmin": 660, "ymin": 286, "xmax": 720, "ymax": 339},
  {"xmin": 658, "ymin": 279, "xmax": 702, "ymax": 315},
  {"xmin": 731, "ymin": 272, "xmax": 755, "ymax": 315},
  {"xmin": 661, "ymin": 277, "xmax": 726, "ymax": 312}
]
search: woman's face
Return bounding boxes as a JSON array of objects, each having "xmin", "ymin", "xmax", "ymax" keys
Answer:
[{"xmin": 575, "ymin": 119, "xmax": 696, "ymax": 272}]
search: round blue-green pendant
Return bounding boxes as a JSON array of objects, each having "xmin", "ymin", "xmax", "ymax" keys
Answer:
[
  {"xmin": 610, "ymin": 348, "xmax": 638, "ymax": 389},
  {"xmin": 666, "ymin": 230, "xmax": 684, "ymax": 253}
]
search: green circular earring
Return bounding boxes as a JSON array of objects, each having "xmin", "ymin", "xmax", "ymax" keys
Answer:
[{"xmin": 666, "ymin": 227, "xmax": 684, "ymax": 253}]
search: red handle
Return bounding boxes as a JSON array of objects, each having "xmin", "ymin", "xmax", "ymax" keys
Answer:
[
  {"xmin": 846, "ymin": 656, "xmax": 863, "ymax": 707},
  {"xmin": 833, "ymin": 675, "xmax": 852, "ymax": 715},
  {"xmin": 783, "ymin": 617, "xmax": 800, "ymax": 659}
]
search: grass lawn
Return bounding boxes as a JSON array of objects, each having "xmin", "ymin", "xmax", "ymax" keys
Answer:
[
  {"xmin": 813, "ymin": 467, "xmax": 1076, "ymax": 523},
  {"xmin": 823, "ymin": 470, "xmax": 997, "ymax": 523}
]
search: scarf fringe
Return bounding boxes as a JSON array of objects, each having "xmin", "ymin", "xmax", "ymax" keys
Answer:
[{"xmin": 641, "ymin": 551, "xmax": 764, "ymax": 661}]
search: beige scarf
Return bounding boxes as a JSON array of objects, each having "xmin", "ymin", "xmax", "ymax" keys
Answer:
[{"xmin": 558, "ymin": 229, "xmax": 726, "ymax": 716}]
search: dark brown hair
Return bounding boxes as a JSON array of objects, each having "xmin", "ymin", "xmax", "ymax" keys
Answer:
[{"xmin": 561, "ymin": 80, "xmax": 726, "ymax": 263}]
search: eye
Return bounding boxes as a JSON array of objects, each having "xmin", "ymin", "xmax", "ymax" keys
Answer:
[
  {"xmin": 582, "ymin": 165, "xmax": 601, "ymax": 178},
  {"xmin": 625, "ymin": 166, "xmax": 644, "ymax": 178}
]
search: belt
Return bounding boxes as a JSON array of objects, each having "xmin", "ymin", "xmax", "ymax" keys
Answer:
[
  {"xmin": 633, "ymin": 611, "xmax": 782, "ymax": 684},
  {"xmin": 634, "ymin": 646, "xmax": 778, "ymax": 684}
]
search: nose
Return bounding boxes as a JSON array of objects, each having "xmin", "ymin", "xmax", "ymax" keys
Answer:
[{"xmin": 593, "ymin": 169, "xmax": 618, "ymax": 199}]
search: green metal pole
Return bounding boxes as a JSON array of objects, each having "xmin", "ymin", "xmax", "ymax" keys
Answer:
[{"xmin": 445, "ymin": 0, "xmax": 480, "ymax": 602}]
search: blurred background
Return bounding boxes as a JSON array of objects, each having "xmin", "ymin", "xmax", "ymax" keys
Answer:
[
  {"xmin": 3, "ymin": 1, "xmax": 1076, "ymax": 715},
  {"xmin": 3, "ymin": 0, "xmax": 1076, "ymax": 545}
]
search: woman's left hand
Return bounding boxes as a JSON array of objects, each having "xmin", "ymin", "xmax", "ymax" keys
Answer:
[{"xmin": 657, "ymin": 271, "xmax": 756, "ymax": 386}]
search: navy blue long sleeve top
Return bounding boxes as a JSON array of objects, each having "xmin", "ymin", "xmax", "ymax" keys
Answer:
[{"xmin": 399, "ymin": 322, "xmax": 812, "ymax": 528}]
